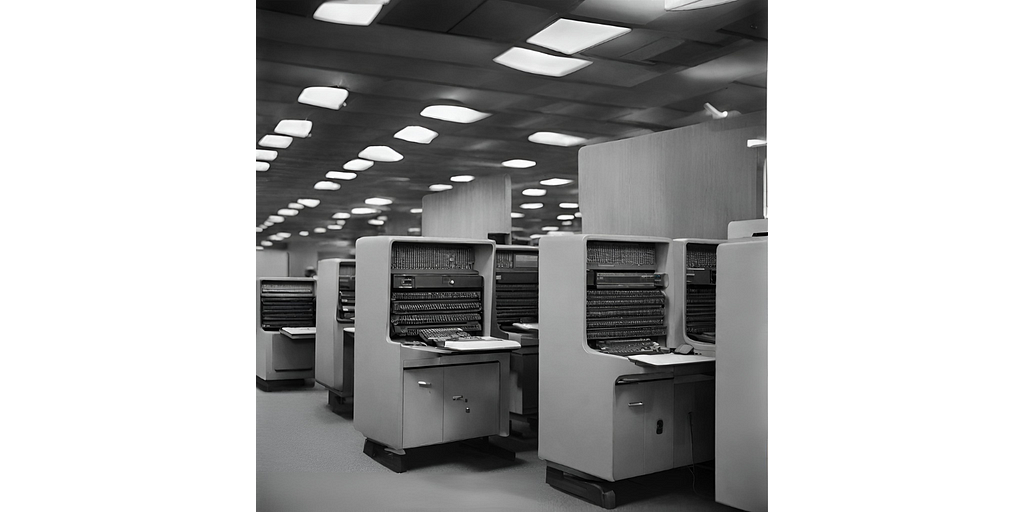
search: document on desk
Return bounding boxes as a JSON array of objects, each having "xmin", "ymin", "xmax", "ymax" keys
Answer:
[
  {"xmin": 440, "ymin": 337, "xmax": 521, "ymax": 352},
  {"xmin": 627, "ymin": 354, "xmax": 715, "ymax": 366}
]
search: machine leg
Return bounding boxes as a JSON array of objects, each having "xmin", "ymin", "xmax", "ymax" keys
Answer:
[
  {"xmin": 460, "ymin": 437, "xmax": 516, "ymax": 461},
  {"xmin": 256, "ymin": 376, "xmax": 311, "ymax": 392},
  {"xmin": 327, "ymin": 390, "xmax": 352, "ymax": 416},
  {"xmin": 362, "ymin": 439, "xmax": 406, "ymax": 473},
  {"xmin": 546, "ymin": 464, "xmax": 616, "ymax": 509}
]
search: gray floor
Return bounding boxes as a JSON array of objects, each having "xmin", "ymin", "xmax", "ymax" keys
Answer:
[{"xmin": 257, "ymin": 383, "xmax": 740, "ymax": 511}]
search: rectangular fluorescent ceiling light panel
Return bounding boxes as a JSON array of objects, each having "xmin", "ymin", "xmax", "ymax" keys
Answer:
[
  {"xmin": 522, "ymin": 188, "xmax": 547, "ymax": 196},
  {"xmin": 368, "ymin": 219, "xmax": 384, "ymax": 226},
  {"xmin": 268, "ymin": 215, "xmax": 285, "ymax": 223},
  {"xmin": 298, "ymin": 87, "xmax": 349, "ymax": 110},
  {"xmin": 314, "ymin": 181, "xmax": 341, "ymax": 190},
  {"xmin": 365, "ymin": 197, "xmax": 392, "ymax": 206},
  {"xmin": 429, "ymin": 184, "xmax": 453, "ymax": 192},
  {"xmin": 420, "ymin": 105, "xmax": 490, "ymax": 124},
  {"xmin": 559, "ymin": 202, "xmax": 579, "ymax": 208},
  {"xmin": 394, "ymin": 126, "xmax": 438, "ymax": 144},
  {"xmin": 343, "ymin": 159, "xmax": 373, "ymax": 171},
  {"xmin": 314, "ymin": 227, "xmax": 327, "ymax": 233},
  {"xmin": 502, "ymin": 159, "xmax": 536, "ymax": 168},
  {"xmin": 520, "ymin": 203, "xmax": 544, "ymax": 209},
  {"xmin": 327, "ymin": 224, "xmax": 342, "ymax": 230},
  {"xmin": 527, "ymin": 19, "xmax": 630, "ymax": 55},
  {"xmin": 288, "ymin": 203, "xmax": 304, "ymax": 210},
  {"xmin": 274, "ymin": 120, "xmax": 312, "ymax": 138},
  {"xmin": 259, "ymin": 135, "xmax": 292, "ymax": 149},
  {"xmin": 256, "ymin": 162, "xmax": 270, "ymax": 172},
  {"xmin": 326, "ymin": 171, "xmax": 357, "ymax": 180},
  {"xmin": 510, "ymin": 212, "xmax": 525, "ymax": 218},
  {"xmin": 540, "ymin": 178, "xmax": 573, "ymax": 186},
  {"xmin": 529, "ymin": 131, "xmax": 587, "ymax": 146},
  {"xmin": 358, "ymin": 146, "xmax": 403, "ymax": 162},
  {"xmin": 351, "ymin": 207, "xmax": 379, "ymax": 215},
  {"xmin": 256, "ymin": 150, "xmax": 277, "ymax": 161},
  {"xmin": 410, "ymin": 208, "xmax": 422, "ymax": 214},
  {"xmin": 450, "ymin": 175, "xmax": 474, "ymax": 183},
  {"xmin": 313, "ymin": 1, "xmax": 384, "ymax": 26},
  {"xmin": 493, "ymin": 47, "xmax": 591, "ymax": 77},
  {"xmin": 332, "ymin": 212, "xmax": 351, "ymax": 219},
  {"xmin": 297, "ymin": 199, "xmax": 320, "ymax": 208},
  {"xmin": 278, "ymin": 209, "xmax": 299, "ymax": 216},
  {"xmin": 557, "ymin": 214, "xmax": 575, "ymax": 220}
]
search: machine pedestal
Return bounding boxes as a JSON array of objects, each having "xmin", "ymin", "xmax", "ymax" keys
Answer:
[
  {"xmin": 363, "ymin": 439, "xmax": 407, "ymax": 473},
  {"xmin": 460, "ymin": 437, "xmax": 516, "ymax": 461},
  {"xmin": 256, "ymin": 376, "xmax": 312, "ymax": 392},
  {"xmin": 546, "ymin": 463, "xmax": 616, "ymax": 509},
  {"xmin": 327, "ymin": 389, "xmax": 353, "ymax": 416}
]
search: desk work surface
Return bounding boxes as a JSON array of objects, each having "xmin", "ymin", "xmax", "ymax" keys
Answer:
[
  {"xmin": 627, "ymin": 354, "xmax": 715, "ymax": 367},
  {"xmin": 281, "ymin": 326, "xmax": 316, "ymax": 338}
]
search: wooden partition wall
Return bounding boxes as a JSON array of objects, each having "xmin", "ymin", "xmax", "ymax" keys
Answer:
[
  {"xmin": 580, "ymin": 111, "xmax": 766, "ymax": 240},
  {"xmin": 422, "ymin": 174, "xmax": 511, "ymax": 239}
]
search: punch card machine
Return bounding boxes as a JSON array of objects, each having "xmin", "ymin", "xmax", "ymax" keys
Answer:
[{"xmin": 256, "ymin": 277, "xmax": 316, "ymax": 391}]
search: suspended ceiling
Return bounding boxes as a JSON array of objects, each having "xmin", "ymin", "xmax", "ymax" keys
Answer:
[{"xmin": 256, "ymin": 0, "xmax": 767, "ymax": 249}]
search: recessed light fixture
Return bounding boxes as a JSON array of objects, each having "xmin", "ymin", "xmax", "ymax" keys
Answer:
[
  {"xmin": 665, "ymin": 0, "xmax": 739, "ymax": 11},
  {"xmin": 312, "ymin": 0, "xmax": 386, "ymax": 26},
  {"xmin": 264, "ymin": 220, "xmax": 276, "ymax": 227},
  {"xmin": 326, "ymin": 171, "xmax": 357, "ymax": 180},
  {"xmin": 522, "ymin": 188, "xmax": 547, "ymax": 197},
  {"xmin": 559, "ymin": 202, "xmax": 579, "ymax": 209},
  {"xmin": 256, "ymin": 162, "xmax": 270, "ymax": 172},
  {"xmin": 297, "ymin": 86, "xmax": 349, "ymax": 110},
  {"xmin": 358, "ymin": 146, "xmax": 403, "ymax": 162},
  {"xmin": 256, "ymin": 150, "xmax": 277, "ymax": 161},
  {"xmin": 332, "ymin": 212, "xmax": 351, "ymax": 219},
  {"xmin": 420, "ymin": 105, "xmax": 491, "ymax": 124},
  {"xmin": 493, "ymin": 47, "xmax": 591, "ymax": 77},
  {"xmin": 502, "ymin": 159, "xmax": 536, "ymax": 168},
  {"xmin": 299, "ymin": 231, "xmax": 309, "ymax": 236},
  {"xmin": 274, "ymin": 120, "xmax": 312, "ymax": 138},
  {"xmin": 562, "ymin": 221, "xmax": 573, "ymax": 226},
  {"xmin": 527, "ymin": 19, "xmax": 631, "ymax": 55},
  {"xmin": 256, "ymin": 246, "xmax": 264, "ymax": 251},
  {"xmin": 540, "ymin": 178, "xmax": 573, "ymax": 186},
  {"xmin": 410, "ymin": 208, "xmax": 423, "ymax": 214},
  {"xmin": 368, "ymin": 219, "xmax": 385, "ymax": 226},
  {"xmin": 314, "ymin": 227, "xmax": 327, "ymax": 233},
  {"xmin": 268, "ymin": 215, "xmax": 285, "ymax": 223},
  {"xmin": 529, "ymin": 131, "xmax": 587, "ymax": 147},
  {"xmin": 344, "ymin": 159, "xmax": 374, "ymax": 171},
  {"xmin": 408, "ymin": 227, "xmax": 422, "ymax": 234},
  {"xmin": 450, "ymin": 175, "xmax": 474, "ymax": 183},
  {"xmin": 258, "ymin": 135, "xmax": 292, "ymax": 149},
  {"xmin": 297, "ymin": 199, "xmax": 320, "ymax": 208},
  {"xmin": 261, "ymin": 241, "xmax": 273, "ymax": 246},
  {"xmin": 327, "ymin": 224, "xmax": 342, "ymax": 230},
  {"xmin": 520, "ymin": 203, "xmax": 544, "ymax": 209},
  {"xmin": 278, "ymin": 209, "xmax": 299, "ymax": 216},
  {"xmin": 429, "ymin": 184, "xmax": 453, "ymax": 192},
  {"xmin": 511, "ymin": 212, "xmax": 525, "ymax": 218},
  {"xmin": 365, "ymin": 197, "xmax": 393, "ymax": 206},
  {"xmin": 277, "ymin": 232, "xmax": 292, "ymax": 238},
  {"xmin": 394, "ymin": 126, "xmax": 439, "ymax": 144},
  {"xmin": 314, "ymin": 181, "xmax": 341, "ymax": 191},
  {"xmin": 336, "ymin": 220, "xmax": 347, "ymax": 225},
  {"xmin": 574, "ymin": 211, "xmax": 582, "ymax": 218},
  {"xmin": 542, "ymin": 226, "xmax": 560, "ymax": 231},
  {"xmin": 747, "ymin": 138, "xmax": 767, "ymax": 148},
  {"xmin": 256, "ymin": 226, "xmax": 264, "ymax": 232},
  {"xmin": 557, "ymin": 214, "xmax": 575, "ymax": 221},
  {"xmin": 288, "ymin": 203, "xmax": 304, "ymax": 210},
  {"xmin": 351, "ymin": 207, "xmax": 379, "ymax": 215},
  {"xmin": 269, "ymin": 235, "xmax": 283, "ymax": 241}
]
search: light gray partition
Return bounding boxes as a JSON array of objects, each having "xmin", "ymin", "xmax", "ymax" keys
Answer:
[
  {"xmin": 422, "ymin": 174, "xmax": 511, "ymax": 239},
  {"xmin": 579, "ymin": 111, "xmax": 766, "ymax": 240}
]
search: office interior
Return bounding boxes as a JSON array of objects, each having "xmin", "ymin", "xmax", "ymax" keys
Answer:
[{"xmin": 257, "ymin": 1, "xmax": 768, "ymax": 510}]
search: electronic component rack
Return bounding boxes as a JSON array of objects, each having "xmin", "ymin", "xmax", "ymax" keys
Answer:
[
  {"xmin": 256, "ymin": 277, "xmax": 316, "ymax": 391},
  {"xmin": 315, "ymin": 259, "xmax": 357, "ymax": 411},
  {"xmin": 669, "ymin": 238, "xmax": 726, "ymax": 357},
  {"xmin": 538, "ymin": 235, "xmax": 715, "ymax": 507},
  {"xmin": 353, "ymin": 236, "xmax": 515, "ymax": 472},
  {"xmin": 490, "ymin": 245, "xmax": 540, "ymax": 421}
]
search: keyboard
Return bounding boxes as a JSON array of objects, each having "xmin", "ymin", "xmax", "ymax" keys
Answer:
[
  {"xmin": 418, "ymin": 327, "xmax": 486, "ymax": 345},
  {"xmin": 595, "ymin": 338, "xmax": 664, "ymax": 356}
]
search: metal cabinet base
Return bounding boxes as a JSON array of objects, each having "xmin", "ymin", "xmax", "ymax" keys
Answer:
[
  {"xmin": 546, "ymin": 463, "xmax": 616, "ymax": 509},
  {"xmin": 256, "ymin": 376, "xmax": 312, "ymax": 392}
]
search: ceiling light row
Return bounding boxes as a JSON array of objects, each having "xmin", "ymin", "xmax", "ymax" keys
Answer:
[{"xmin": 493, "ymin": 19, "xmax": 630, "ymax": 77}]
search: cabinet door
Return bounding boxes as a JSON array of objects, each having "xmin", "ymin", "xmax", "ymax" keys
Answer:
[
  {"xmin": 643, "ymin": 379, "xmax": 674, "ymax": 474},
  {"xmin": 271, "ymin": 334, "xmax": 314, "ymax": 372},
  {"xmin": 612, "ymin": 383, "xmax": 647, "ymax": 480},
  {"xmin": 614, "ymin": 379, "xmax": 675, "ymax": 479},
  {"xmin": 442, "ymin": 363, "xmax": 500, "ymax": 442},
  {"xmin": 403, "ymin": 367, "xmax": 444, "ymax": 448}
]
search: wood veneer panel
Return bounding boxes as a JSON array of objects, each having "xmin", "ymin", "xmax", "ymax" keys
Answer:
[{"xmin": 580, "ymin": 110, "xmax": 765, "ymax": 239}]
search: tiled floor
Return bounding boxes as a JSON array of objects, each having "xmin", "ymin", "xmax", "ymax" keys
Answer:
[{"xmin": 257, "ymin": 383, "xmax": 740, "ymax": 511}]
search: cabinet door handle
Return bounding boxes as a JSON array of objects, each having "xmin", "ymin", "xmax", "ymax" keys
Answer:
[
  {"xmin": 452, "ymin": 395, "xmax": 464, "ymax": 401},
  {"xmin": 628, "ymin": 402, "xmax": 644, "ymax": 407},
  {"xmin": 418, "ymin": 381, "xmax": 431, "ymax": 387}
]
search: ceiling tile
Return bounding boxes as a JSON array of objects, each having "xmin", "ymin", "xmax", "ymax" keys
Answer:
[
  {"xmin": 377, "ymin": 0, "xmax": 486, "ymax": 33},
  {"xmin": 449, "ymin": 0, "xmax": 556, "ymax": 42},
  {"xmin": 571, "ymin": 0, "xmax": 668, "ymax": 25}
]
